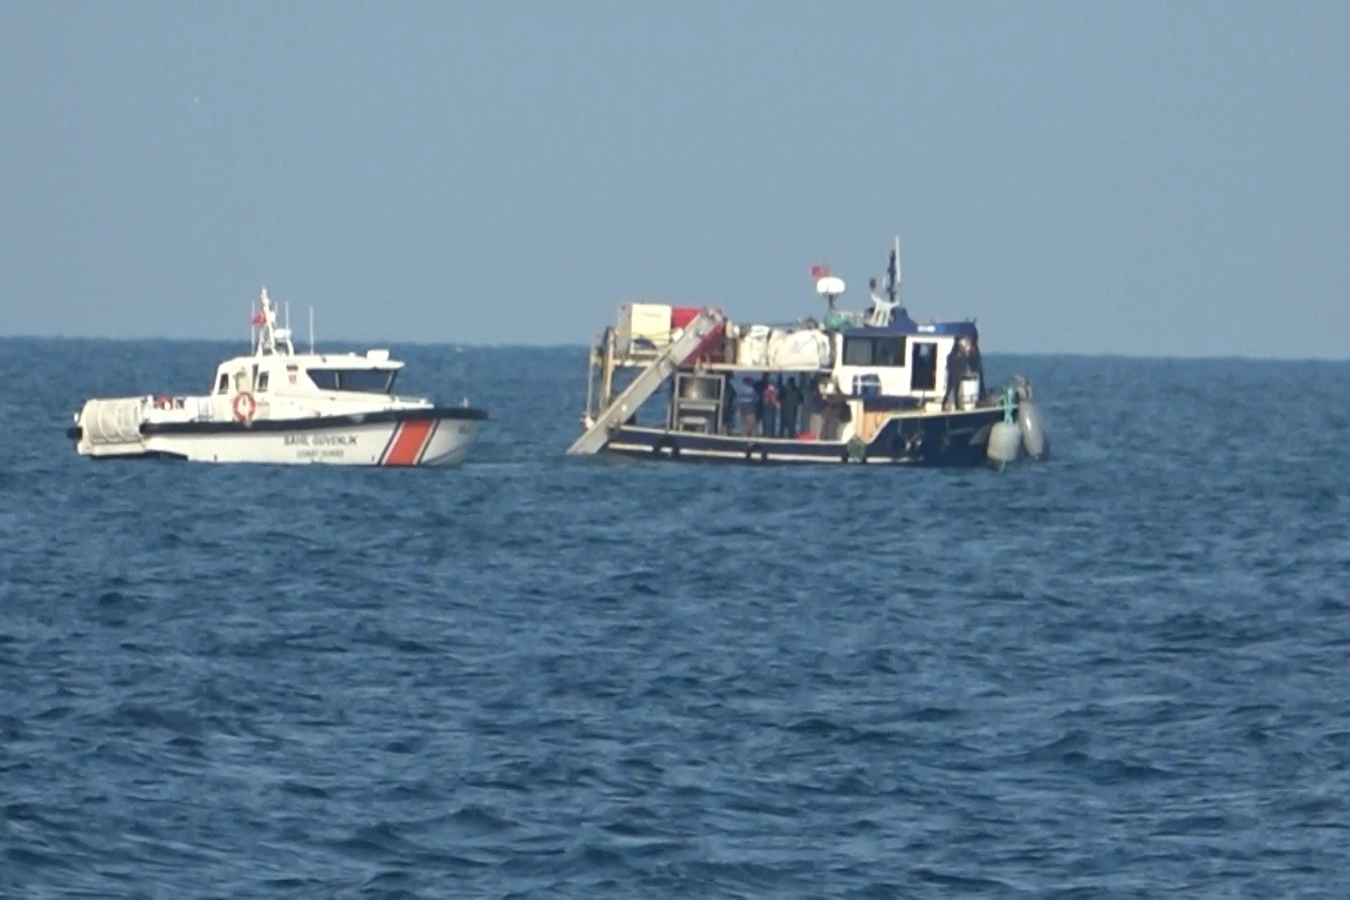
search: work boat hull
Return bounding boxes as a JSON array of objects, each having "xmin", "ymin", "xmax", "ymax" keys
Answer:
[
  {"xmin": 603, "ymin": 405, "xmax": 1018, "ymax": 467},
  {"xmin": 68, "ymin": 404, "xmax": 486, "ymax": 467}
]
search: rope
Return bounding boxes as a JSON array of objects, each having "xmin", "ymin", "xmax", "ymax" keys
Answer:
[{"xmin": 998, "ymin": 386, "xmax": 1016, "ymax": 472}]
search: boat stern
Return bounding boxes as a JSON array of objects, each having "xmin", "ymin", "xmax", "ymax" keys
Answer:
[{"xmin": 69, "ymin": 396, "xmax": 153, "ymax": 458}]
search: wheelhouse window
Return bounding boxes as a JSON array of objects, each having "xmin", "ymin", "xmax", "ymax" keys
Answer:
[
  {"xmin": 842, "ymin": 336, "xmax": 907, "ymax": 366},
  {"xmin": 257, "ymin": 371, "xmax": 270, "ymax": 392},
  {"xmin": 215, "ymin": 373, "xmax": 229, "ymax": 394},
  {"xmin": 306, "ymin": 368, "xmax": 397, "ymax": 393}
]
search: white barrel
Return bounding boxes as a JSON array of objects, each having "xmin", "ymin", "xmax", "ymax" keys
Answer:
[
  {"xmin": 986, "ymin": 420, "xmax": 1021, "ymax": 465},
  {"xmin": 958, "ymin": 375, "xmax": 980, "ymax": 410},
  {"xmin": 1018, "ymin": 401, "xmax": 1050, "ymax": 460}
]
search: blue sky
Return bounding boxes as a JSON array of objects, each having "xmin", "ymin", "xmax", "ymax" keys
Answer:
[{"xmin": 2, "ymin": 2, "xmax": 1346, "ymax": 358}]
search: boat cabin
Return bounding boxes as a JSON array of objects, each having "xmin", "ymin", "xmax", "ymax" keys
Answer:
[
  {"xmin": 656, "ymin": 317, "xmax": 984, "ymax": 437},
  {"xmin": 209, "ymin": 351, "xmax": 403, "ymax": 400},
  {"xmin": 210, "ymin": 288, "xmax": 405, "ymax": 401},
  {"xmin": 600, "ymin": 298, "xmax": 986, "ymax": 440},
  {"xmin": 829, "ymin": 316, "xmax": 982, "ymax": 407}
]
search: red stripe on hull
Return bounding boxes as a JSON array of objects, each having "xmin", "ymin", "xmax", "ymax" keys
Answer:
[
  {"xmin": 414, "ymin": 420, "xmax": 439, "ymax": 465},
  {"xmin": 383, "ymin": 420, "xmax": 433, "ymax": 466}
]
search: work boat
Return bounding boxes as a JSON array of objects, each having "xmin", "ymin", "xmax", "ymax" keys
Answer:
[
  {"xmin": 566, "ymin": 237, "xmax": 1049, "ymax": 467},
  {"xmin": 67, "ymin": 289, "xmax": 488, "ymax": 466}
]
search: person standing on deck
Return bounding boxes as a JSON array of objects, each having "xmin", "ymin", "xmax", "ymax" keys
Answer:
[
  {"xmin": 965, "ymin": 337, "xmax": 984, "ymax": 396},
  {"xmin": 761, "ymin": 379, "xmax": 780, "ymax": 437},
  {"xmin": 802, "ymin": 375, "xmax": 824, "ymax": 436},
  {"xmin": 737, "ymin": 376, "xmax": 759, "ymax": 436},
  {"xmin": 779, "ymin": 376, "xmax": 802, "ymax": 438},
  {"xmin": 943, "ymin": 339, "xmax": 968, "ymax": 410},
  {"xmin": 722, "ymin": 375, "xmax": 737, "ymax": 434},
  {"xmin": 752, "ymin": 374, "xmax": 768, "ymax": 433}
]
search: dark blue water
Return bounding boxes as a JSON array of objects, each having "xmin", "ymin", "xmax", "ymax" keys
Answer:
[{"xmin": 3, "ymin": 338, "xmax": 1349, "ymax": 897}]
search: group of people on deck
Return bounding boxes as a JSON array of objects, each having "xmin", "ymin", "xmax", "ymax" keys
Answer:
[
  {"xmin": 722, "ymin": 373, "xmax": 821, "ymax": 438},
  {"xmin": 705, "ymin": 334, "xmax": 982, "ymax": 439}
]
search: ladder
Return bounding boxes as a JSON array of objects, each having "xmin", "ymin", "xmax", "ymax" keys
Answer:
[{"xmin": 566, "ymin": 307, "xmax": 725, "ymax": 455}]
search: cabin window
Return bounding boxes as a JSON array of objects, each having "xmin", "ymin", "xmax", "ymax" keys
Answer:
[
  {"xmin": 910, "ymin": 342, "xmax": 937, "ymax": 391},
  {"xmin": 215, "ymin": 373, "xmax": 229, "ymax": 395},
  {"xmin": 306, "ymin": 370, "xmax": 338, "ymax": 390},
  {"xmin": 306, "ymin": 368, "xmax": 396, "ymax": 393},
  {"xmin": 842, "ymin": 336, "xmax": 906, "ymax": 366},
  {"xmin": 873, "ymin": 338, "xmax": 904, "ymax": 366},
  {"xmin": 257, "ymin": 371, "xmax": 270, "ymax": 392},
  {"xmin": 842, "ymin": 338, "xmax": 872, "ymax": 366}
]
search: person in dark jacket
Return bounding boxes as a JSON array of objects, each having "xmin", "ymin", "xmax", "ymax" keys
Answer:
[
  {"xmin": 964, "ymin": 337, "xmax": 984, "ymax": 395},
  {"xmin": 722, "ymin": 375, "xmax": 737, "ymax": 434},
  {"xmin": 943, "ymin": 339, "xmax": 967, "ymax": 410},
  {"xmin": 779, "ymin": 376, "xmax": 803, "ymax": 437}
]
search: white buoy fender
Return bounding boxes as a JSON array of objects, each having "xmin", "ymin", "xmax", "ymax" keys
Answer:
[
  {"xmin": 987, "ymin": 421, "xmax": 1021, "ymax": 466},
  {"xmin": 1018, "ymin": 401, "xmax": 1050, "ymax": 460}
]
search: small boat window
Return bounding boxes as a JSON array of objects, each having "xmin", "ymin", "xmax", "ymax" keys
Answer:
[
  {"xmin": 257, "ymin": 371, "xmax": 270, "ymax": 392},
  {"xmin": 305, "ymin": 369, "xmax": 396, "ymax": 393},
  {"xmin": 216, "ymin": 373, "xmax": 229, "ymax": 395},
  {"xmin": 873, "ymin": 338, "xmax": 905, "ymax": 366},
  {"xmin": 843, "ymin": 338, "xmax": 873, "ymax": 366},
  {"xmin": 307, "ymin": 370, "xmax": 337, "ymax": 390}
]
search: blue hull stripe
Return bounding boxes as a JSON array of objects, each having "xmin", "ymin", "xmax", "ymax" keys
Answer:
[{"xmin": 603, "ymin": 406, "xmax": 1010, "ymax": 467}]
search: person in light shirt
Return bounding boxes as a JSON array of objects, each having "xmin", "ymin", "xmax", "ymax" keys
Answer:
[{"xmin": 737, "ymin": 376, "xmax": 759, "ymax": 436}]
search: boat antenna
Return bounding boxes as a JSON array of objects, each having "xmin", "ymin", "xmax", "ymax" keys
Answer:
[
  {"xmin": 864, "ymin": 237, "xmax": 905, "ymax": 327},
  {"xmin": 887, "ymin": 235, "xmax": 902, "ymax": 306},
  {"xmin": 308, "ymin": 305, "xmax": 315, "ymax": 354}
]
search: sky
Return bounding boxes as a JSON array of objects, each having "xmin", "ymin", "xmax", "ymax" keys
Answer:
[{"xmin": 2, "ymin": 1, "xmax": 1347, "ymax": 358}]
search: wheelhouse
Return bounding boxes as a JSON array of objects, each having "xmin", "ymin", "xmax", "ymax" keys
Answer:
[{"xmin": 208, "ymin": 292, "xmax": 405, "ymax": 400}]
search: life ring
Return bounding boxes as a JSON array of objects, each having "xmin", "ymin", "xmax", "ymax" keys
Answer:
[{"xmin": 232, "ymin": 391, "xmax": 257, "ymax": 423}]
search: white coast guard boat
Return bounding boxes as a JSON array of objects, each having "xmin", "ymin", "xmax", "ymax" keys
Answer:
[{"xmin": 67, "ymin": 289, "xmax": 488, "ymax": 466}]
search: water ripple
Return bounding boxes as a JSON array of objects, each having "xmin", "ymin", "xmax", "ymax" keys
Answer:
[{"xmin": 2, "ymin": 343, "xmax": 1349, "ymax": 896}]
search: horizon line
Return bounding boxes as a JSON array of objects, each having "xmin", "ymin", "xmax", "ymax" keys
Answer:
[{"xmin": 1, "ymin": 332, "xmax": 1347, "ymax": 364}]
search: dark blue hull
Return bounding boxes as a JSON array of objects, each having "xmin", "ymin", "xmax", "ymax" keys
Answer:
[{"xmin": 603, "ymin": 405, "xmax": 1013, "ymax": 467}]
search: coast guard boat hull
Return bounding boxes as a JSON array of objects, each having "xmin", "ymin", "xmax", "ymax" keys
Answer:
[
  {"xmin": 67, "ymin": 405, "xmax": 483, "ymax": 466},
  {"xmin": 67, "ymin": 287, "xmax": 488, "ymax": 467}
]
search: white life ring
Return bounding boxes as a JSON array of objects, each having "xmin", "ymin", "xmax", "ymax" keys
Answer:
[{"xmin": 232, "ymin": 391, "xmax": 257, "ymax": 423}]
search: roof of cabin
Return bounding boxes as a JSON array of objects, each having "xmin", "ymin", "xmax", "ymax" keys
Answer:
[{"xmin": 835, "ymin": 309, "xmax": 979, "ymax": 339}]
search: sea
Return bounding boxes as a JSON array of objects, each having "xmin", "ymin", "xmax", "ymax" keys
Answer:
[{"xmin": 2, "ymin": 338, "xmax": 1349, "ymax": 898}]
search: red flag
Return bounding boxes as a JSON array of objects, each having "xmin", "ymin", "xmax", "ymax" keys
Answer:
[
  {"xmin": 250, "ymin": 311, "xmax": 266, "ymax": 325},
  {"xmin": 810, "ymin": 264, "xmax": 830, "ymax": 279}
]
